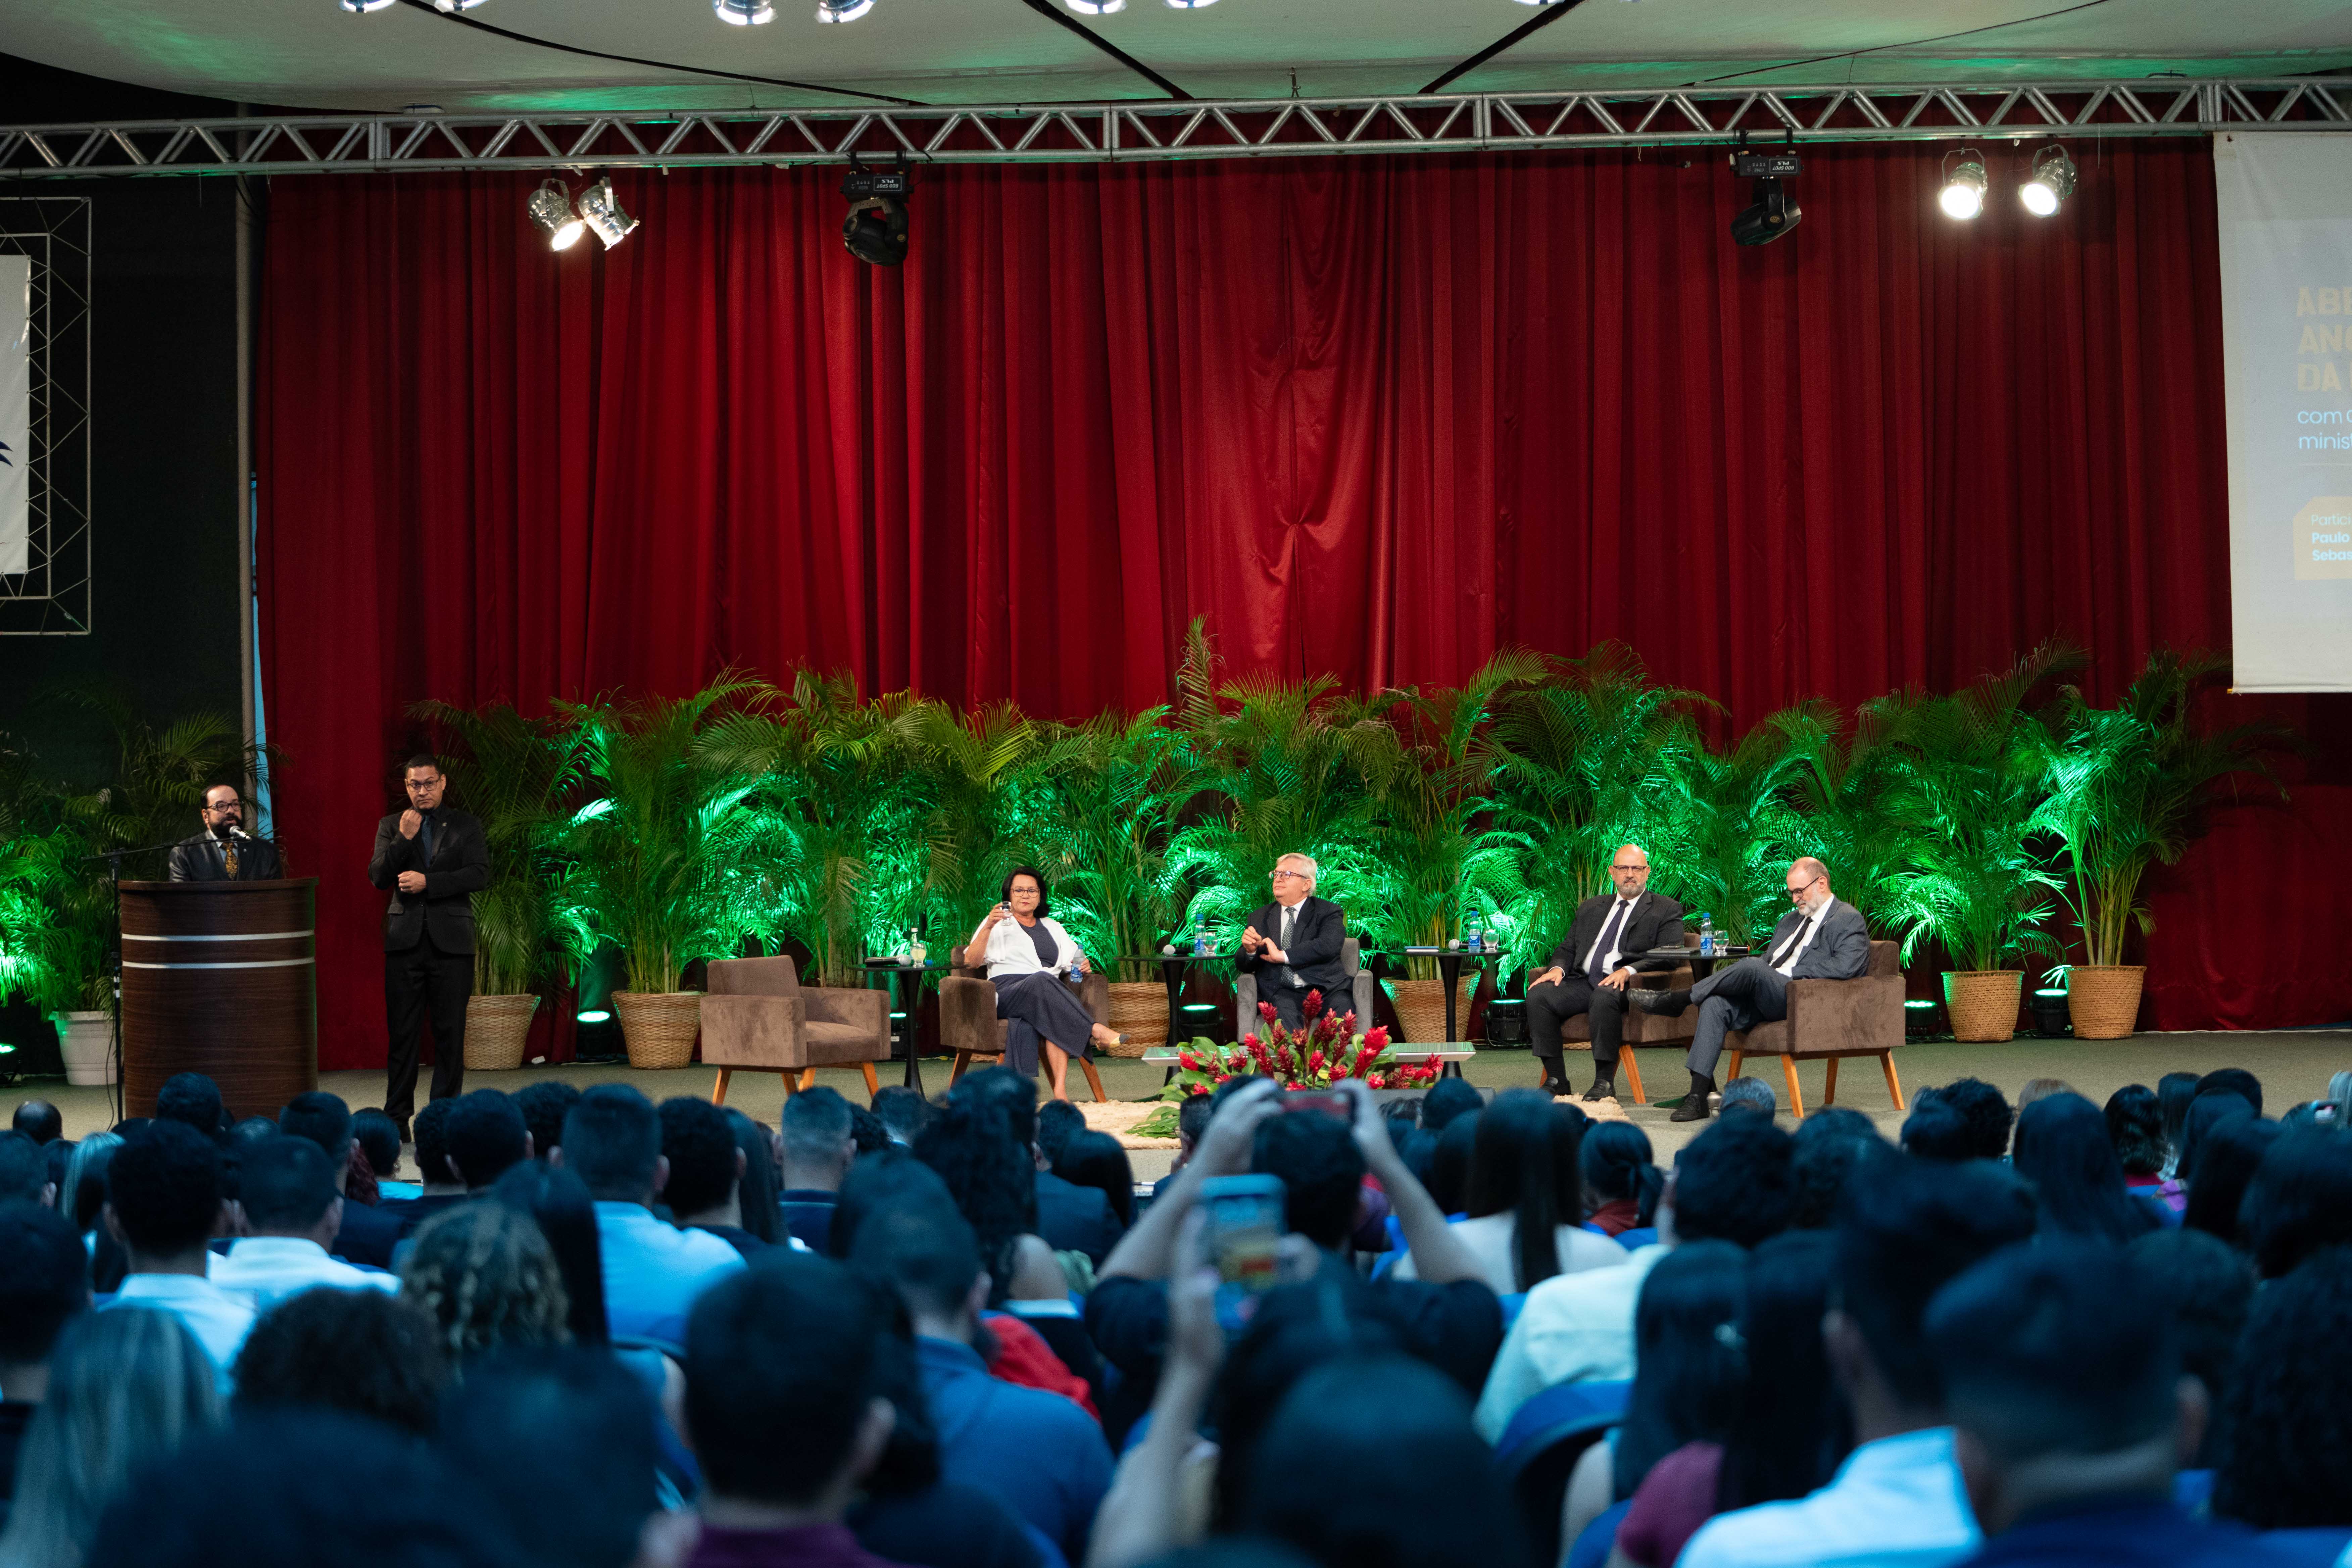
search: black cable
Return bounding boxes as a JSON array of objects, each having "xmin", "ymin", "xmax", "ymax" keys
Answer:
[
  {"xmin": 1686, "ymin": 0, "xmax": 2116, "ymax": 86},
  {"xmin": 1008, "ymin": 0, "xmax": 1190, "ymax": 101},
  {"xmin": 393, "ymin": 0, "xmax": 922, "ymax": 107},
  {"xmin": 1420, "ymin": 0, "xmax": 1594, "ymax": 97}
]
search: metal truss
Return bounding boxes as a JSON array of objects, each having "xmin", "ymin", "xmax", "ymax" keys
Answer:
[
  {"xmin": 0, "ymin": 198, "xmax": 91, "ymax": 635},
  {"xmin": 1, "ymin": 78, "xmax": 2348, "ymax": 179}
]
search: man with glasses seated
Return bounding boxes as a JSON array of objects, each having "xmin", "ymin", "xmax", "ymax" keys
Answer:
[
  {"xmin": 167, "ymin": 783, "xmax": 284, "ymax": 881},
  {"xmin": 1631, "ymin": 856, "xmax": 1869, "ymax": 1123},
  {"xmin": 1523, "ymin": 843, "xmax": 1684, "ymax": 1101},
  {"xmin": 1235, "ymin": 852, "xmax": 1350, "ymax": 1033}
]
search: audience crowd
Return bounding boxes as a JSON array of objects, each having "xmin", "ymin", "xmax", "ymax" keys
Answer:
[{"xmin": 1, "ymin": 1060, "xmax": 2349, "ymax": 1568}]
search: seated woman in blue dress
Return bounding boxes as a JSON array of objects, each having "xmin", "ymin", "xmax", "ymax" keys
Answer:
[{"xmin": 962, "ymin": 866, "xmax": 1124, "ymax": 1101}]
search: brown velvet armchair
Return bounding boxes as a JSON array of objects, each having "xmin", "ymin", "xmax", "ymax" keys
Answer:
[
  {"xmin": 700, "ymin": 955, "xmax": 891, "ymax": 1107},
  {"xmin": 1545, "ymin": 936, "xmax": 1699, "ymax": 1106},
  {"xmin": 938, "ymin": 966, "xmax": 1112, "ymax": 1102},
  {"xmin": 1722, "ymin": 939, "xmax": 1908, "ymax": 1120}
]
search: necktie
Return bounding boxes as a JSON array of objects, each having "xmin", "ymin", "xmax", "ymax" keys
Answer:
[
  {"xmin": 419, "ymin": 812, "xmax": 438, "ymax": 863},
  {"xmin": 1773, "ymin": 914, "xmax": 1816, "ymax": 972},
  {"xmin": 1281, "ymin": 905, "xmax": 1300, "ymax": 986},
  {"xmin": 1588, "ymin": 900, "xmax": 1629, "ymax": 983},
  {"xmin": 222, "ymin": 837, "xmax": 239, "ymax": 878}
]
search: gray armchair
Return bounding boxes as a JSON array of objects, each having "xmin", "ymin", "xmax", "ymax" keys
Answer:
[{"xmin": 1235, "ymin": 937, "xmax": 1376, "ymax": 1037}]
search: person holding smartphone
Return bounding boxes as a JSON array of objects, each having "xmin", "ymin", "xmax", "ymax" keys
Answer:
[{"xmin": 963, "ymin": 866, "xmax": 1125, "ymax": 1101}]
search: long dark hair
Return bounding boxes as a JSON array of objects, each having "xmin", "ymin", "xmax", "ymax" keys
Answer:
[
  {"xmin": 1716, "ymin": 1231, "xmax": 1851, "ymax": 1511},
  {"xmin": 723, "ymin": 1109, "xmax": 780, "ymax": 1245},
  {"xmin": 2012, "ymin": 1093, "xmax": 2154, "ymax": 1244},
  {"xmin": 2103, "ymin": 1085, "xmax": 2166, "ymax": 1177},
  {"xmin": 1581, "ymin": 1120, "xmax": 1664, "ymax": 1228},
  {"xmin": 1614, "ymin": 1240, "xmax": 1748, "ymax": 1500},
  {"xmin": 492, "ymin": 1161, "xmax": 609, "ymax": 1345},
  {"xmin": 912, "ymin": 1100, "xmax": 1039, "ymax": 1305},
  {"xmin": 2156, "ymin": 1072, "xmax": 2201, "ymax": 1171},
  {"xmin": 999, "ymin": 866, "xmax": 1051, "ymax": 917},
  {"xmin": 1464, "ymin": 1089, "xmax": 1584, "ymax": 1291},
  {"xmin": 1054, "ymin": 1130, "xmax": 1136, "ymax": 1228},
  {"xmin": 2183, "ymin": 1117, "xmax": 2284, "ymax": 1244}
]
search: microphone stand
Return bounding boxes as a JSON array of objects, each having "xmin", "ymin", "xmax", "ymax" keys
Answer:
[{"xmin": 78, "ymin": 839, "xmax": 183, "ymax": 1124}]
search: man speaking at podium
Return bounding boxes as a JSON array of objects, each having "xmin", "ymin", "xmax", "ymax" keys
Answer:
[
  {"xmin": 167, "ymin": 785, "xmax": 284, "ymax": 881},
  {"xmin": 368, "ymin": 754, "xmax": 487, "ymax": 1139}
]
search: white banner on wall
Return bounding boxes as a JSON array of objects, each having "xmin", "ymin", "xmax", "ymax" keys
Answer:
[
  {"xmin": 0, "ymin": 256, "xmax": 27, "ymax": 578},
  {"xmin": 2214, "ymin": 133, "xmax": 2352, "ymax": 693}
]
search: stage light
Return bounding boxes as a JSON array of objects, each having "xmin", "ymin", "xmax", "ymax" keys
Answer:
[
  {"xmin": 339, "ymin": 0, "xmax": 397, "ymax": 12},
  {"xmin": 576, "ymin": 1009, "xmax": 613, "ymax": 1025},
  {"xmin": 1164, "ymin": 0, "xmax": 1220, "ymax": 9},
  {"xmin": 527, "ymin": 180, "xmax": 585, "ymax": 250},
  {"xmin": 841, "ymin": 161, "xmax": 912, "ymax": 265},
  {"xmin": 816, "ymin": 0, "xmax": 875, "ymax": 19},
  {"xmin": 716, "ymin": 0, "xmax": 775, "ymax": 21},
  {"xmin": 1729, "ymin": 178, "xmax": 1800, "ymax": 246},
  {"xmin": 2020, "ymin": 145, "xmax": 2077, "ymax": 216},
  {"xmin": 577, "ymin": 178, "xmax": 638, "ymax": 249},
  {"xmin": 1065, "ymin": 0, "xmax": 1125, "ymax": 11},
  {"xmin": 1939, "ymin": 150, "xmax": 1988, "ymax": 219},
  {"xmin": 430, "ymin": 0, "xmax": 487, "ymax": 10}
]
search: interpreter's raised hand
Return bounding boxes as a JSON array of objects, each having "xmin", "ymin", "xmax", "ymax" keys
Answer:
[
  {"xmin": 398, "ymin": 809, "xmax": 423, "ymax": 840},
  {"xmin": 1167, "ymin": 1212, "xmax": 1226, "ymax": 1378},
  {"xmin": 397, "ymin": 871, "xmax": 427, "ymax": 894},
  {"xmin": 1192, "ymin": 1078, "xmax": 1279, "ymax": 1178}
]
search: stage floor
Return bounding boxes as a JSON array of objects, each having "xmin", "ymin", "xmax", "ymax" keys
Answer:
[{"xmin": 21, "ymin": 1029, "xmax": 2347, "ymax": 1184}]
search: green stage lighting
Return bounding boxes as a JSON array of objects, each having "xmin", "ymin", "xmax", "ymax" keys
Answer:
[{"xmin": 576, "ymin": 1009, "xmax": 613, "ymax": 1025}]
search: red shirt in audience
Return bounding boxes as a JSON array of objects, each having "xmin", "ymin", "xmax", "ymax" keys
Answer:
[
  {"xmin": 983, "ymin": 1314, "xmax": 1098, "ymax": 1420},
  {"xmin": 1587, "ymin": 1198, "xmax": 1643, "ymax": 1237},
  {"xmin": 1618, "ymin": 1439, "xmax": 1725, "ymax": 1568}
]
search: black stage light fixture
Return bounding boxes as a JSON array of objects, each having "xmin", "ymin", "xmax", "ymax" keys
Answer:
[
  {"xmin": 1729, "ymin": 143, "xmax": 1802, "ymax": 246},
  {"xmin": 841, "ymin": 159, "xmax": 913, "ymax": 266}
]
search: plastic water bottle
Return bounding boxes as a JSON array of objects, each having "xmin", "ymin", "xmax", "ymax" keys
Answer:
[
  {"xmin": 1068, "ymin": 956, "xmax": 1085, "ymax": 983},
  {"xmin": 1699, "ymin": 914, "xmax": 1715, "ymax": 958},
  {"xmin": 1464, "ymin": 914, "xmax": 1483, "ymax": 954},
  {"xmin": 1193, "ymin": 922, "xmax": 1209, "ymax": 957}
]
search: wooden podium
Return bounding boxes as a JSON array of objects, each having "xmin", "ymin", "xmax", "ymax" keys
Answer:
[{"xmin": 118, "ymin": 879, "xmax": 319, "ymax": 1121}]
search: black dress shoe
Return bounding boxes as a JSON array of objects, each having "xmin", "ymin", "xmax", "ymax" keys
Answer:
[
  {"xmin": 1537, "ymin": 1076, "xmax": 1575, "ymax": 1097},
  {"xmin": 1669, "ymin": 1072, "xmax": 1716, "ymax": 1122},
  {"xmin": 1580, "ymin": 1078, "xmax": 1617, "ymax": 1102},
  {"xmin": 1631, "ymin": 989, "xmax": 1692, "ymax": 1018}
]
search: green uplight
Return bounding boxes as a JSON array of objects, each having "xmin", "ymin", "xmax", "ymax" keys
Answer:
[
  {"xmin": 0, "ymin": 1043, "xmax": 14, "ymax": 1055},
  {"xmin": 577, "ymin": 1009, "xmax": 613, "ymax": 1024},
  {"xmin": 1904, "ymin": 1000, "xmax": 1936, "ymax": 1010},
  {"xmin": 2034, "ymin": 988, "xmax": 2067, "ymax": 998},
  {"xmin": 1179, "ymin": 1003, "xmax": 1216, "ymax": 1013}
]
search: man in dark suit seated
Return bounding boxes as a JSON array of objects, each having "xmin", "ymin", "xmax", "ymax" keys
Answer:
[
  {"xmin": 1524, "ymin": 843, "xmax": 1686, "ymax": 1101},
  {"xmin": 167, "ymin": 784, "xmax": 284, "ymax": 882},
  {"xmin": 1234, "ymin": 852, "xmax": 1349, "ymax": 1032},
  {"xmin": 1633, "ymin": 856, "xmax": 1872, "ymax": 1122}
]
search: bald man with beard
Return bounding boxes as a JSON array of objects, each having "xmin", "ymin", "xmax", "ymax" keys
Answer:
[{"xmin": 1523, "ymin": 845, "xmax": 1686, "ymax": 1101}]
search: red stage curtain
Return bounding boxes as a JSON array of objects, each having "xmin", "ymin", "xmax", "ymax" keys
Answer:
[{"xmin": 256, "ymin": 144, "xmax": 2352, "ymax": 1070}]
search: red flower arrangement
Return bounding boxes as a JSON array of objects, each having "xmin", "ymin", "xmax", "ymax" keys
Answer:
[{"xmin": 1169, "ymin": 987, "xmax": 1441, "ymax": 1095}]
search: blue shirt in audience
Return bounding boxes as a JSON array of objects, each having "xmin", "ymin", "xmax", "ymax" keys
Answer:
[
  {"xmin": 102, "ymin": 1275, "xmax": 257, "ymax": 1394},
  {"xmin": 592, "ymin": 1201, "xmax": 747, "ymax": 1348},
  {"xmin": 1959, "ymin": 1499, "xmax": 2319, "ymax": 1567},
  {"xmin": 914, "ymin": 1335, "xmax": 1112, "ymax": 1566}
]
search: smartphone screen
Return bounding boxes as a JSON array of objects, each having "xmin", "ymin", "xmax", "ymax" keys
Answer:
[{"xmin": 1198, "ymin": 1173, "xmax": 1287, "ymax": 1324}]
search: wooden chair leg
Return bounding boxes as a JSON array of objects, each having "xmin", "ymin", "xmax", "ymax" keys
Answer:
[
  {"xmin": 1780, "ymin": 1055, "xmax": 1806, "ymax": 1120},
  {"xmin": 1619, "ymin": 1051, "xmax": 1647, "ymax": 1106},
  {"xmin": 1881, "ymin": 1051, "xmax": 1906, "ymax": 1110},
  {"xmin": 860, "ymin": 1061, "xmax": 881, "ymax": 1097},
  {"xmin": 779, "ymin": 1071, "xmax": 798, "ymax": 1100},
  {"xmin": 710, "ymin": 1068, "xmax": 733, "ymax": 1106},
  {"xmin": 948, "ymin": 1052, "xmax": 973, "ymax": 1087},
  {"xmin": 1079, "ymin": 1058, "xmax": 1108, "ymax": 1105},
  {"xmin": 1822, "ymin": 1057, "xmax": 1841, "ymax": 1107},
  {"xmin": 1723, "ymin": 1050, "xmax": 1745, "ymax": 1085},
  {"xmin": 797, "ymin": 1067, "xmax": 818, "ymax": 1091}
]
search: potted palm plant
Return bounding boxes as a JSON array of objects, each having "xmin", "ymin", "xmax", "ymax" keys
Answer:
[
  {"xmin": 1773, "ymin": 693, "xmax": 1926, "ymax": 937},
  {"xmin": 1648, "ymin": 715, "xmax": 1805, "ymax": 947},
  {"xmin": 412, "ymin": 700, "xmax": 583, "ymax": 1071},
  {"xmin": 1885, "ymin": 648, "xmax": 2076, "ymax": 1042},
  {"xmin": 552, "ymin": 681, "xmax": 780, "ymax": 1069},
  {"xmin": 1036, "ymin": 709, "xmax": 1199, "ymax": 1054},
  {"xmin": 2027, "ymin": 652, "xmax": 2285, "ymax": 1039},
  {"xmin": 1343, "ymin": 652, "xmax": 1542, "ymax": 1040}
]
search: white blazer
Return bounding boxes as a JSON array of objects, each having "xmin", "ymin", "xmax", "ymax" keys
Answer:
[{"xmin": 981, "ymin": 915, "xmax": 1081, "ymax": 980}]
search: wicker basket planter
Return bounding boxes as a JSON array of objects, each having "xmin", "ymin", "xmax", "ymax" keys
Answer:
[
  {"xmin": 1387, "ymin": 975, "xmax": 1475, "ymax": 1044},
  {"xmin": 2066, "ymin": 966, "xmax": 2146, "ymax": 1040},
  {"xmin": 611, "ymin": 990, "xmax": 703, "ymax": 1070},
  {"xmin": 1103, "ymin": 982, "xmax": 1163, "ymax": 1056},
  {"xmin": 464, "ymin": 994, "xmax": 540, "ymax": 1071},
  {"xmin": 1943, "ymin": 971, "xmax": 2022, "ymax": 1043}
]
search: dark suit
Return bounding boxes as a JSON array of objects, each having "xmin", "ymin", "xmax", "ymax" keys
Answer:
[
  {"xmin": 329, "ymin": 1196, "xmax": 404, "ymax": 1269},
  {"xmin": 1684, "ymin": 896, "xmax": 1871, "ymax": 1077},
  {"xmin": 167, "ymin": 830, "xmax": 284, "ymax": 882},
  {"xmin": 1526, "ymin": 890, "xmax": 1686, "ymax": 1080},
  {"xmin": 1035, "ymin": 1170, "xmax": 1124, "ymax": 1267},
  {"xmin": 1234, "ymin": 894, "xmax": 1347, "ymax": 1030},
  {"xmin": 368, "ymin": 807, "xmax": 488, "ymax": 1125}
]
